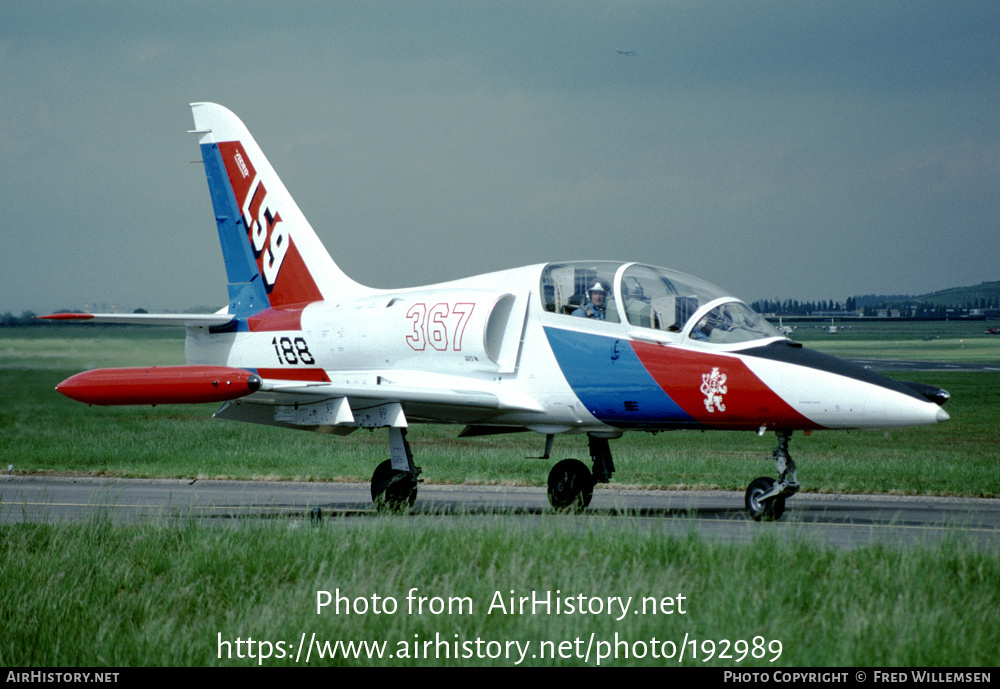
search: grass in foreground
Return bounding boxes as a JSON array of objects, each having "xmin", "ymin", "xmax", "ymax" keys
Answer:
[{"xmin": 2, "ymin": 518, "xmax": 997, "ymax": 667}]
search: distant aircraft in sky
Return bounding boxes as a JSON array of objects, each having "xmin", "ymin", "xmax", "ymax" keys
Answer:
[
  {"xmin": 45, "ymin": 103, "xmax": 951, "ymax": 520},
  {"xmin": 615, "ymin": 49, "xmax": 637, "ymax": 56}
]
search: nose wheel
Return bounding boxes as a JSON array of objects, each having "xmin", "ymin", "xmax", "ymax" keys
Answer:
[{"xmin": 745, "ymin": 476, "xmax": 786, "ymax": 521}]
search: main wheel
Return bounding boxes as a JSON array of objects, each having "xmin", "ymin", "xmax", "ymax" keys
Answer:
[
  {"xmin": 745, "ymin": 476, "xmax": 786, "ymax": 522},
  {"xmin": 371, "ymin": 460, "xmax": 418, "ymax": 513},
  {"xmin": 547, "ymin": 459, "xmax": 594, "ymax": 512}
]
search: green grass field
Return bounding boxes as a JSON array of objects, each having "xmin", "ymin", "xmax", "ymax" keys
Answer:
[
  {"xmin": 3, "ymin": 519, "xmax": 997, "ymax": 667},
  {"xmin": 2, "ymin": 323, "xmax": 998, "ymax": 667},
  {"xmin": 792, "ymin": 319, "xmax": 1000, "ymax": 362},
  {"xmin": 2, "ymin": 324, "xmax": 997, "ymax": 496}
]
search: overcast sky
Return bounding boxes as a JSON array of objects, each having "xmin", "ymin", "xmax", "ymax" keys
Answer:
[{"xmin": 3, "ymin": 1, "xmax": 998, "ymax": 314}]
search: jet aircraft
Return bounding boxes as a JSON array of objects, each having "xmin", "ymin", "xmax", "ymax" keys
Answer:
[{"xmin": 46, "ymin": 103, "xmax": 951, "ymax": 520}]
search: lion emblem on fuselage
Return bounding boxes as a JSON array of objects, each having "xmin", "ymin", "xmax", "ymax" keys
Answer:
[{"xmin": 700, "ymin": 367, "xmax": 728, "ymax": 413}]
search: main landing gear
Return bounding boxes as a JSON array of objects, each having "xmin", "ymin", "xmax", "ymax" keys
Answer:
[
  {"xmin": 546, "ymin": 435, "xmax": 615, "ymax": 512},
  {"xmin": 744, "ymin": 431, "xmax": 800, "ymax": 522},
  {"xmin": 367, "ymin": 427, "xmax": 801, "ymax": 520},
  {"xmin": 370, "ymin": 427, "xmax": 420, "ymax": 513}
]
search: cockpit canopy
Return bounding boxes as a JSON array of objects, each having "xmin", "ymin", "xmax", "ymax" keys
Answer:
[{"xmin": 540, "ymin": 261, "xmax": 783, "ymax": 345}]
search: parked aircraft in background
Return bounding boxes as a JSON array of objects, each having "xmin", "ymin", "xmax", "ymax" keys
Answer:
[
  {"xmin": 817, "ymin": 318, "xmax": 851, "ymax": 335},
  {"xmin": 45, "ymin": 104, "xmax": 951, "ymax": 520}
]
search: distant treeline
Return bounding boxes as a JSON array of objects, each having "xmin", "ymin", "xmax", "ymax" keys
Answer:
[
  {"xmin": 751, "ymin": 296, "xmax": 1000, "ymax": 318},
  {"xmin": 751, "ymin": 298, "xmax": 859, "ymax": 316},
  {"xmin": 753, "ymin": 281, "xmax": 1000, "ymax": 317}
]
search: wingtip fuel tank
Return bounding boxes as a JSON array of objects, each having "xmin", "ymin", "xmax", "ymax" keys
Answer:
[{"xmin": 55, "ymin": 366, "xmax": 262, "ymax": 406}]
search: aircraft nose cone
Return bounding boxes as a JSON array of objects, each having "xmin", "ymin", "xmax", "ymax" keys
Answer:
[{"xmin": 936, "ymin": 407, "xmax": 950, "ymax": 423}]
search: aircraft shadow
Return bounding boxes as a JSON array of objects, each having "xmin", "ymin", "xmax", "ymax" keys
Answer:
[{"xmin": 198, "ymin": 500, "xmax": 989, "ymax": 531}]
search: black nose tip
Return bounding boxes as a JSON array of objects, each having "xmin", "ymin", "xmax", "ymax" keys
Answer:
[{"xmin": 900, "ymin": 381, "xmax": 950, "ymax": 406}]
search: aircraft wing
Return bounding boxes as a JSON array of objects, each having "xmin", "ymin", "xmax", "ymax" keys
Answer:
[
  {"xmin": 252, "ymin": 371, "xmax": 545, "ymax": 413},
  {"xmin": 213, "ymin": 369, "xmax": 546, "ymax": 434},
  {"xmin": 40, "ymin": 312, "xmax": 236, "ymax": 327}
]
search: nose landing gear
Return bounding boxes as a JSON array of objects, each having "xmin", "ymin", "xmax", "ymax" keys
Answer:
[{"xmin": 745, "ymin": 431, "xmax": 799, "ymax": 522}]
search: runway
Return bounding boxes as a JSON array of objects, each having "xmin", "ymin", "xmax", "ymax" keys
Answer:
[
  {"xmin": 848, "ymin": 357, "xmax": 1000, "ymax": 372},
  {"xmin": 3, "ymin": 475, "xmax": 997, "ymax": 550}
]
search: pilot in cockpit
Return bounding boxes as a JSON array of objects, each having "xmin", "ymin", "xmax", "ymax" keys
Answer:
[
  {"xmin": 691, "ymin": 315, "xmax": 713, "ymax": 341},
  {"xmin": 572, "ymin": 281, "xmax": 609, "ymax": 320}
]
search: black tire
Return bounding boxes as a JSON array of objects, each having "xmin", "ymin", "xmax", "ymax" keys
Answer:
[
  {"xmin": 547, "ymin": 458, "xmax": 594, "ymax": 512},
  {"xmin": 371, "ymin": 459, "xmax": 417, "ymax": 513},
  {"xmin": 745, "ymin": 476, "xmax": 786, "ymax": 522}
]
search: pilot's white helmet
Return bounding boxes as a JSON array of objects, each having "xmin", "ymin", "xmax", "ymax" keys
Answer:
[{"xmin": 587, "ymin": 281, "xmax": 607, "ymax": 295}]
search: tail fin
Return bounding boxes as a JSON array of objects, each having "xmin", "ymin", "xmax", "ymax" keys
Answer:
[{"xmin": 190, "ymin": 102, "xmax": 366, "ymax": 314}]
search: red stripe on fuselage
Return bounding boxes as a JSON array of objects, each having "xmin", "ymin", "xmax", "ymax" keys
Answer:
[
  {"xmin": 247, "ymin": 307, "xmax": 304, "ymax": 332},
  {"xmin": 630, "ymin": 341, "xmax": 820, "ymax": 430},
  {"xmin": 256, "ymin": 368, "xmax": 330, "ymax": 382}
]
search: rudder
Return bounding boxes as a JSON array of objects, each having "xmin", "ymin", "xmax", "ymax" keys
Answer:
[{"xmin": 190, "ymin": 102, "xmax": 365, "ymax": 314}]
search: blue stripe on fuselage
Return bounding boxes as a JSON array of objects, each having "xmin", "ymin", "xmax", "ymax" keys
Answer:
[{"xmin": 543, "ymin": 326, "xmax": 696, "ymax": 428}]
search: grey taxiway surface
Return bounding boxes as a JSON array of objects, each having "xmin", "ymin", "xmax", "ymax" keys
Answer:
[{"xmin": 3, "ymin": 476, "xmax": 997, "ymax": 550}]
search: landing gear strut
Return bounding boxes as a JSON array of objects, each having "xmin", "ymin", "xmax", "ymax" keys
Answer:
[
  {"xmin": 545, "ymin": 435, "xmax": 616, "ymax": 512},
  {"xmin": 745, "ymin": 431, "xmax": 800, "ymax": 522},
  {"xmin": 371, "ymin": 427, "xmax": 420, "ymax": 513}
]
